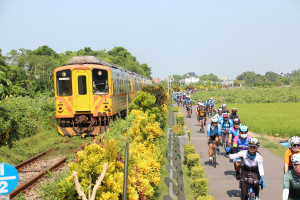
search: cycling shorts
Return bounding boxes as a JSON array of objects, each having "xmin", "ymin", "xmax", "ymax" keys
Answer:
[{"xmin": 209, "ymin": 136, "xmax": 218, "ymax": 142}]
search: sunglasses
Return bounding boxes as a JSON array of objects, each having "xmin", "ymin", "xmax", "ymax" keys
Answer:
[
  {"xmin": 293, "ymin": 144, "xmax": 300, "ymax": 147},
  {"xmin": 240, "ymin": 131, "xmax": 247, "ymax": 134},
  {"xmin": 294, "ymin": 164, "xmax": 300, "ymax": 168}
]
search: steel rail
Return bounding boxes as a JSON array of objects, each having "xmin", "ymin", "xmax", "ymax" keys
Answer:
[
  {"xmin": 10, "ymin": 156, "xmax": 67, "ymax": 199},
  {"xmin": 15, "ymin": 148, "xmax": 53, "ymax": 170}
]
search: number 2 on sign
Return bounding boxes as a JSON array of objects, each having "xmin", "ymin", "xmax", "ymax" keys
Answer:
[{"xmin": 0, "ymin": 181, "xmax": 8, "ymax": 193}]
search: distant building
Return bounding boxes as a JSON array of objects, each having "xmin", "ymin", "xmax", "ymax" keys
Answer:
[
  {"xmin": 184, "ymin": 72, "xmax": 199, "ymax": 84},
  {"xmin": 220, "ymin": 77, "xmax": 234, "ymax": 86},
  {"xmin": 152, "ymin": 77, "xmax": 160, "ymax": 84}
]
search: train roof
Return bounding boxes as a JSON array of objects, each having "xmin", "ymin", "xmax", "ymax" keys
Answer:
[{"xmin": 66, "ymin": 56, "xmax": 150, "ymax": 80}]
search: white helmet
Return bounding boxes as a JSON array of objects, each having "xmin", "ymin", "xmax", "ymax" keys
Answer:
[
  {"xmin": 210, "ymin": 97, "xmax": 213, "ymax": 100},
  {"xmin": 290, "ymin": 136, "xmax": 300, "ymax": 152},
  {"xmin": 291, "ymin": 154, "xmax": 300, "ymax": 165},
  {"xmin": 200, "ymin": 103, "xmax": 204, "ymax": 107},
  {"xmin": 218, "ymin": 108, "xmax": 222, "ymax": 112},
  {"xmin": 211, "ymin": 117, "xmax": 218, "ymax": 123},
  {"xmin": 222, "ymin": 104, "xmax": 227, "ymax": 108},
  {"xmin": 198, "ymin": 102, "xmax": 201, "ymax": 105},
  {"xmin": 198, "ymin": 99, "xmax": 202, "ymax": 102}
]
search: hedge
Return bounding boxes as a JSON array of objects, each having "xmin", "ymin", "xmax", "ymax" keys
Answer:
[
  {"xmin": 191, "ymin": 166, "xmax": 205, "ymax": 179},
  {"xmin": 176, "ymin": 113, "xmax": 184, "ymax": 125},
  {"xmin": 192, "ymin": 178, "xmax": 208, "ymax": 198},
  {"xmin": 186, "ymin": 153, "xmax": 200, "ymax": 170}
]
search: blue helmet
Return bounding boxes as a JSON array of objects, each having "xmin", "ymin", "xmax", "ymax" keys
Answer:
[{"xmin": 239, "ymin": 125, "xmax": 248, "ymax": 132}]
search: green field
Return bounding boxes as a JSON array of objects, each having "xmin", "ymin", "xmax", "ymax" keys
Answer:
[
  {"xmin": 192, "ymin": 87, "xmax": 300, "ymax": 138},
  {"xmin": 226, "ymin": 102, "xmax": 300, "ymax": 138}
]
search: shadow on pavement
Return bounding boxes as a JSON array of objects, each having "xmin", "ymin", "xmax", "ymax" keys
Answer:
[
  {"xmin": 227, "ymin": 189, "xmax": 241, "ymax": 198},
  {"xmin": 224, "ymin": 170, "xmax": 235, "ymax": 176},
  {"xmin": 203, "ymin": 161, "xmax": 219, "ymax": 167}
]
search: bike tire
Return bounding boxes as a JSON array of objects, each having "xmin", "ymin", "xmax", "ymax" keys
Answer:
[{"xmin": 213, "ymin": 146, "xmax": 216, "ymax": 168}]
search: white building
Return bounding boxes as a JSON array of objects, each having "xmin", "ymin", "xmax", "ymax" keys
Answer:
[{"xmin": 184, "ymin": 72, "xmax": 199, "ymax": 84}]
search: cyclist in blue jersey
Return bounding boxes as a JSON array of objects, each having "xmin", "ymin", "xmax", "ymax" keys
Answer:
[
  {"xmin": 226, "ymin": 118, "xmax": 241, "ymax": 154},
  {"xmin": 207, "ymin": 116, "xmax": 222, "ymax": 163},
  {"xmin": 220, "ymin": 114, "xmax": 233, "ymax": 146},
  {"xmin": 205, "ymin": 98, "xmax": 210, "ymax": 115},
  {"xmin": 209, "ymin": 97, "xmax": 215, "ymax": 116},
  {"xmin": 231, "ymin": 125, "xmax": 252, "ymax": 180},
  {"xmin": 214, "ymin": 108, "xmax": 223, "ymax": 124}
]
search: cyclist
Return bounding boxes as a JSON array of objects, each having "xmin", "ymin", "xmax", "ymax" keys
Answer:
[
  {"xmin": 231, "ymin": 125, "xmax": 252, "ymax": 180},
  {"xmin": 229, "ymin": 108, "xmax": 239, "ymax": 122},
  {"xmin": 229, "ymin": 138, "xmax": 266, "ymax": 200},
  {"xmin": 284, "ymin": 136, "xmax": 300, "ymax": 174},
  {"xmin": 209, "ymin": 97, "xmax": 215, "ymax": 116},
  {"xmin": 214, "ymin": 108, "xmax": 223, "ymax": 125},
  {"xmin": 226, "ymin": 118, "xmax": 241, "ymax": 154},
  {"xmin": 205, "ymin": 98, "xmax": 210, "ymax": 115},
  {"xmin": 198, "ymin": 102, "xmax": 207, "ymax": 126},
  {"xmin": 196, "ymin": 101, "xmax": 201, "ymax": 120},
  {"xmin": 283, "ymin": 154, "xmax": 300, "ymax": 200},
  {"xmin": 222, "ymin": 104, "xmax": 230, "ymax": 114},
  {"xmin": 207, "ymin": 117, "xmax": 222, "ymax": 163},
  {"xmin": 220, "ymin": 114, "xmax": 233, "ymax": 146}
]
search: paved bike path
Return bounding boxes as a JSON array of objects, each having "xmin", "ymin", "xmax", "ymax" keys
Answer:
[{"xmin": 183, "ymin": 106, "xmax": 283, "ymax": 200}]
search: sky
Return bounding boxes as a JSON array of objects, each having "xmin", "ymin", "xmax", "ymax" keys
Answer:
[{"xmin": 1, "ymin": 0, "xmax": 300, "ymax": 80}]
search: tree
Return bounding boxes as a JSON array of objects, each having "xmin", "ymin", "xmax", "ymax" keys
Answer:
[{"xmin": 199, "ymin": 73, "xmax": 219, "ymax": 82}]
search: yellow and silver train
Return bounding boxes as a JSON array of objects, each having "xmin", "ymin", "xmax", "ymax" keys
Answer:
[{"xmin": 54, "ymin": 56, "xmax": 152, "ymax": 136}]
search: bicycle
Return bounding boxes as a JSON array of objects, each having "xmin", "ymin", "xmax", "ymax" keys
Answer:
[
  {"xmin": 209, "ymin": 139, "xmax": 217, "ymax": 168},
  {"xmin": 199, "ymin": 117, "xmax": 204, "ymax": 133},
  {"xmin": 239, "ymin": 171, "xmax": 263, "ymax": 200},
  {"xmin": 222, "ymin": 130, "xmax": 229, "ymax": 152}
]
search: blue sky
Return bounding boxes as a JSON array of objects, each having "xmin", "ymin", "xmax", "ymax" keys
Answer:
[{"xmin": 1, "ymin": 0, "xmax": 300, "ymax": 79}]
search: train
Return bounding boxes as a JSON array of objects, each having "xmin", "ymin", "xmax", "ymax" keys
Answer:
[{"xmin": 53, "ymin": 56, "xmax": 152, "ymax": 136}]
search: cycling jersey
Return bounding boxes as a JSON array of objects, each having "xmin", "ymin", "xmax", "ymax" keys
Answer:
[
  {"xmin": 207, "ymin": 124, "xmax": 221, "ymax": 137},
  {"xmin": 283, "ymin": 169, "xmax": 300, "ymax": 200},
  {"xmin": 229, "ymin": 113, "xmax": 239, "ymax": 120},
  {"xmin": 229, "ymin": 127, "xmax": 239, "ymax": 139},
  {"xmin": 214, "ymin": 114, "xmax": 223, "ymax": 124},
  {"xmin": 221, "ymin": 119, "xmax": 233, "ymax": 131},
  {"xmin": 232, "ymin": 135, "xmax": 252, "ymax": 152},
  {"xmin": 284, "ymin": 149, "xmax": 300, "ymax": 167},
  {"xmin": 210, "ymin": 100, "xmax": 215, "ymax": 107},
  {"xmin": 185, "ymin": 99, "xmax": 190, "ymax": 104},
  {"xmin": 229, "ymin": 150, "xmax": 264, "ymax": 176},
  {"xmin": 198, "ymin": 107, "xmax": 206, "ymax": 117},
  {"xmin": 222, "ymin": 109, "xmax": 230, "ymax": 114},
  {"xmin": 205, "ymin": 101, "xmax": 210, "ymax": 106}
]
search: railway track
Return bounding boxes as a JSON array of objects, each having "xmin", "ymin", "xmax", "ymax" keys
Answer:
[{"xmin": 9, "ymin": 139, "xmax": 101, "ymax": 199}]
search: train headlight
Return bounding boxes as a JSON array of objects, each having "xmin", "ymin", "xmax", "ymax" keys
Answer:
[{"xmin": 58, "ymin": 106, "xmax": 64, "ymax": 112}]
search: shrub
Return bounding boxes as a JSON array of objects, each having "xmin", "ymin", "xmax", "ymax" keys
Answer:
[
  {"xmin": 197, "ymin": 195, "xmax": 215, "ymax": 200},
  {"xmin": 172, "ymin": 124, "xmax": 185, "ymax": 136},
  {"xmin": 171, "ymin": 106, "xmax": 179, "ymax": 112},
  {"xmin": 185, "ymin": 126, "xmax": 191, "ymax": 141},
  {"xmin": 192, "ymin": 178, "xmax": 208, "ymax": 198},
  {"xmin": 186, "ymin": 153, "xmax": 200, "ymax": 170},
  {"xmin": 184, "ymin": 143, "xmax": 195, "ymax": 164},
  {"xmin": 190, "ymin": 166, "xmax": 205, "ymax": 179},
  {"xmin": 176, "ymin": 113, "xmax": 184, "ymax": 125}
]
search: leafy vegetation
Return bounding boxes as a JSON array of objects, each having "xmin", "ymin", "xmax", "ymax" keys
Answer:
[{"xmin": 192, "ymin": 87, "xmax": 300, "ymax": 104}]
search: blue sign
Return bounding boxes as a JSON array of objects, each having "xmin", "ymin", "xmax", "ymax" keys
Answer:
[{"xmin": 0, "ymin": 163, "xmax": 19, "ymax": 195}]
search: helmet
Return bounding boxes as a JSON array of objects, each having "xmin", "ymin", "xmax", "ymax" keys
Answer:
[
  {"xmin": 218, "ymin": 108, "xmax": 222, "ymax": 112},
  {"xmin": 198, "ymin": 102, "xmax": 201, "ymax": 105},
  {"xmin": 222, "ymin": 104, "xmax": 227, "ymax": 108},
  {"xmin": 290, "ymin": 136, "xmax": 300, "ymax": 152},
  {"xmin": 211, "ymin": 117, "xmax": 218, "ymax": 123},
  {"xmin": 232, "ymin": 108, "xmax": 237, "ymax": 113},
  {"xmin": 207, "ymin": 98, "xmax": 209, "ymax": 101},
  {"xmin": 233, "ymin": 118, "xmax": 240, "ymax": 125},
  {"xmin": 210, "ymin": 97, "xmax": 213, "ymax": 100},
  {"xmin": 198, "ymin": 99, "xmax": 201, "ymax": 102},
  {"xmin": 223, "ymin": 114, "xmax": 228, "ymax": 118},
  {"xmin": 291, "ymin": 154, "xmax": 300, "ymax": 165},
  {"xmin": 248, "ymin": 138, "xmax": 260, "ymax": 147},
  {"xmin": 239, "ymin": 125, "xmax": 248, "ymax": 132},
  {"xmin": 200, "ymin": 103, "xmax": 204, "ymax": 107}
]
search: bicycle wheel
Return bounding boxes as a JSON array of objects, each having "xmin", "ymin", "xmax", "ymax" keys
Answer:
[
  {"xmin": 213, "ymin": 145, "xmax": 217, "ymax": 168},
  {"xmin": 248, "ymin": 186, "xmax": 255, "ymax": 200}
]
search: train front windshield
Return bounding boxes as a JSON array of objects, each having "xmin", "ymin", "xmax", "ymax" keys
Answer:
[
  {"xmin": 56, "ymin": 69, "xmax": 72, "ymax": 96},
  {"xmin": 92, "ymin": 69, "xmax": 108, "ymax": 95}
]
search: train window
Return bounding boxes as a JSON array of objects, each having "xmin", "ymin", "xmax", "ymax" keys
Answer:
[
  {"xmin": 92, "ymin": 69, "xmax": 108, "ymax": 95},
  {"xmin": 78, "ymin": 76, "xmax": 87, "ymax": 95},
  {"xmin": 56, "ymin": 69, "xmax": 72, "ymax": 96}
]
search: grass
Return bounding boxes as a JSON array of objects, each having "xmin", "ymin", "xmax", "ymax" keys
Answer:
[
  {"xmin": 226, "ymin": 102, "xmax": 300, "ymax": 138},
  {"xmin": 256, "ymin": 136, "xmax": 288, "ymax": 159},
  {"xmin": 0, "ymin": 129, "xmax": 92, "ymax": 164}
]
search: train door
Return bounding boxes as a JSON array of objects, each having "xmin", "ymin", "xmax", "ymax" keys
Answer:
[{"xmin": 74, "ymin": 71, "xmax": 90, "ymax": 111}]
